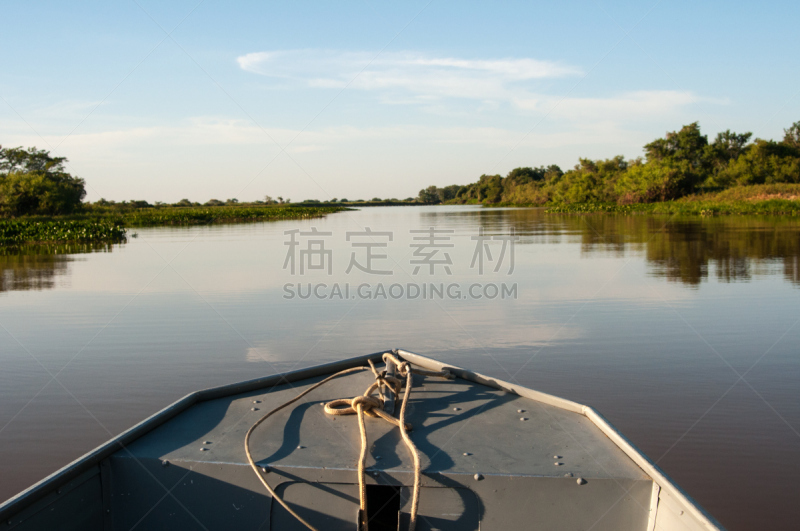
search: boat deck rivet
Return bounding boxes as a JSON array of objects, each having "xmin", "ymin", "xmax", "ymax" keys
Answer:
[
  {"xmin": 520, "ymin": 417, "xmax": 529, "ymax": 421},
  {"xmin": 253, "ymin": 400, "xmax": 261, "ymax": 404},
  {"xmin": 372, "ymin": 471, "xmax": 380, "ymax": 477},
  {"xmin": 577, "ymin": 478, "xmax": 587, "ymax": 485},
  {"xmin": 553, "ymin": 455, "xmax": 561, "ymax": 459},
  {"xmin": 375, "ymin": 456, "xmax": 382, "ymax": 460},
  {"xmin": 453, "ymin": 407, "xmax": 461, "ymax": 411},
  {"xmin": 517, "ymin": 409, "xmax": 526, "ymax": 413},
  {"xmin": 564, "ymin": 473, "xmax": 573, "ymax": 477},
  {"xmin": 262, "ymin": 466, "xmax": 270, "ymax": 473},
  {"xmin": 162, "ymin": 460, "xmax": 169, "ymax": 467},
  {"xmin": 203, "ymin": 441, "xmax": 211, "ymax": 445},
  {"xmin": 554, "ymin": 462, "xmax": 564, "ymax": 466},
  {"xmin": 463, "ymin": 452, "xmax": 472, "ymax": 456},
  {"xmin": 474, "ymin": 473, "xmax": 484, "ymax": 481},
  {"xmin": 251, "ymin": 407, "xmax": 259, "ymax": 411},
  {"xmin": 297, "ymin": 445, "xmax": 306, "ymax": 449},
  {"xmin": 200, "ymin": 447, "xmax": 208, "ymax": 451}
]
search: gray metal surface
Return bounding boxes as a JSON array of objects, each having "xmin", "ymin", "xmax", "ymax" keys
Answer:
[
  {"xmin": 127, "ymin": 368, "xmax": 646, "ymax": 480},
  {"xmin": 397, "ymin": 349, "xmax": 724, "ymax": 531},
  {"xmin": 0, "ymin": 353, "xmax": 384, "ymax": 530},
  {"xmin": 5, "ymin": 467, "xmax": 104, "ymax": 531},
  {"xmin": 0, "ymin": 349, "xmax": 724, "ymax": 530},
  {"xmin": 105, "ymin": 363, "xmax": 652, "ymax": 529}
]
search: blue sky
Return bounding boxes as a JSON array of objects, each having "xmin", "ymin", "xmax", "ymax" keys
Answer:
[{"xmin": 1, "ymin": 0, "xmax": 799, "ymax": 203}]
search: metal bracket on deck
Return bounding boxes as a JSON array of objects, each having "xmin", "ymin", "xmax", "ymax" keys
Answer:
[
  {"xmin": 646, "ymin": 482, "xmax": 661, "ymax": 531},
  {"xmin": 384, "ymin": 357, "xmax": 397, "ymax": 416}
]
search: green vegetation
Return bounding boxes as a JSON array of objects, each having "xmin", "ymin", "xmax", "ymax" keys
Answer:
[
  {"xmin": 0, "ymin": 145, "xmax": 350, "ymax": 244},
  {"xmin": 545, "ymin": 183, "xmax": 800, "ymax": 215},
  {"xmin": 103, "ymin": 204, "xmax": 346, "ymax": 227},
  {"xmin": 0, "ymin": 146, "xmax": 86, "ymax": 216},
  {"xmin": 296, "ymin": 198, "xmax": 417, "ymax": 206},
  {"xmin": 422, "ymin": 121, "xmax": 800, "ymax": 214},
  {"xmin": 0, "ymin": 204, "xmax": 347, "ymax": 245},
  {"xmin": 545, "ymin": 200, "xmax": 800, "ymax": 216},
  {"xmin": 0, "ymin": 220, "xmax": 125, "ymax": 245}
]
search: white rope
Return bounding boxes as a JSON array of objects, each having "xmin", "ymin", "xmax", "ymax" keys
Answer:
[{"xmin": 245, "ymin": 355, "xmax": 453, "ymax": 531}]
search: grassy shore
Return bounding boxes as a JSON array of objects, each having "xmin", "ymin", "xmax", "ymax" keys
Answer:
[
  {"xmin": 545, "ymin": 200, "xmax": 800, "ymax": 215},
  {"xmin": 0, "ymin": 204, "xmax": 348, "ymax": 245},
  {"xmin": 539, "ymin": 184, "xmax": 800, "ymax": 216},
  {"xmin": 107, "ymin": 204, "xmax": 347, "ymax": 227}
]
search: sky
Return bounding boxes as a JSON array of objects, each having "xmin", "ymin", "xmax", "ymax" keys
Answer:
[{"xmin": 1, "ymin": 0, "xmax": 799, "ymax": 203}]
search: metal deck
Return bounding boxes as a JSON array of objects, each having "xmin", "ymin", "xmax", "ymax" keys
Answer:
[{"xmin": 1, "ymin": 350, "xmax": 724, "ymax": 530}]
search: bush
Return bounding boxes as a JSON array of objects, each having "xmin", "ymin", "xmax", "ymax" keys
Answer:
[
  {"xmin": 714, "ymin": 140, "xmax": 800, "ymax": 187},
  {"xmin": 0, "ymin": 170, "xmax": 86, "ymax": 216},
  {"xmin": 615, "ymin": 159, "xmax": 700, "ymax": 203},
  {"xmin": 0, "ymin": 146, "xmax": 86, "ymax": 216},
  {"xmin": 551, "ymin": 157, "xmax": 627, "ymax": 204}
]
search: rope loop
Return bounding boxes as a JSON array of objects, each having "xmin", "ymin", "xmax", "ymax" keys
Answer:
[{"xmin": 246, "ymin": 354, "xmax": 456, "ymax": 531}]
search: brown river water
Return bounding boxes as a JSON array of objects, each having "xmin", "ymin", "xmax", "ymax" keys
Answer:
[{"xmin": 1, "ymin": 205, "xmax": 799, "ymax": 530}]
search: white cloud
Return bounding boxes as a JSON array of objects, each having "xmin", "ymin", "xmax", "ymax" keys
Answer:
[
  {"xmin": 516, "ymin": 90, "xmax": 701, "ymax": 120},
  {"xmin": 236, "ymin": 49, "xmax": 580, "ymax": 102},
  {"xmin": 235, "ymin": 50, "xmax": 708, "ymax": 123}
]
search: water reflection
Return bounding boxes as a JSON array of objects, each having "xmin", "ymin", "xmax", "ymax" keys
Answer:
[
  {"xmin": 572, "ymin": 215, "xmax": 800, "ymax": 287},
  {"xmin": 1, "ymin": 211, "xmax": 799, "ymax": 294},
  {"xmin": 0, "ymin": 243, "xmax": 117, "ymax": 293},
  {"xmin": 424, "ymin": 209, "xmax": 800, "ymax": 287}
]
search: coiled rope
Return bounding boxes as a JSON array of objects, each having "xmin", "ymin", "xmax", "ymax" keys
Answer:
[{"xmin": 244, "ymin": 353, "xmax": 453, "ymax": 531}]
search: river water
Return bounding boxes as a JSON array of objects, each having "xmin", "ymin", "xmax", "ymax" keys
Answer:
[{"xmin": 1, "ymin": 205, "xmax": 798, "ymax": 529}]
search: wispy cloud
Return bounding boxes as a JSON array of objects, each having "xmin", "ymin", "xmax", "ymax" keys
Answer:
[
  {"xmin": 515, "ymin": 90, "xmax": 703, "ymax": 120},
  {"xmin": 236, "ymin": 49, "xmax": 581, "ymax": 102},
  {"xmin": 235, "ymin": 50, "xmax": 709, "ymax": 123}
]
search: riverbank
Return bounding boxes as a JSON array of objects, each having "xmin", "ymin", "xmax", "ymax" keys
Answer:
[
  {"xmin": 0, "ymin": 204, "xmax": 348, "ymax": 245},
  {"xmin": 512, "ymin": 184, "xmax": 800, "ymax": 215},
  {"xmin": 544, "ymin": 199, "xmax": 800, "ymax": 215}
]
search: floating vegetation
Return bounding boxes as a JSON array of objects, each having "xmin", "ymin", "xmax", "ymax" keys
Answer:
[
  {"xmin": 117, "ymin": 205, "xmax": 347, "ymax": 227},
  {"xmin": 0, "ymin": 219, "xmax": 126, "ymax": 245},
  {"xmin": 0, "ymin": 205, "xmax": 348, "ymax": 245}
]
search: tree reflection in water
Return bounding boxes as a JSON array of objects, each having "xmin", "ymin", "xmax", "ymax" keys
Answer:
[
  {"xmin": 2, "ymin": 210, "xmax": 800, "ymax": 292},
  {"xmin": 578, "ymin": 215, "xmax": 800, "ymax": 287},
  {"xmin": 424, "ymin": 208, "xmax": 800, "ymax": 288},
  {"xmin": 0, "ymin": 243, "xmax": 115, "ymax": 293}
]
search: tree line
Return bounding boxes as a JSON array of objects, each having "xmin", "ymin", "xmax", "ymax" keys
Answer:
[
  {"xmin": 0, "ymin": 147, "xmax": 86, "ymax": 216},
  {"xmin": 0, "ymin": 144, "xmax": 420, "ymax": 217},
  {"xmin": 0, "ymin": 146, "xmax": 294, "ymax": 217},
  {"xmin": 418, "ymin": 121, "xmax": 800, "ymax": 205}
]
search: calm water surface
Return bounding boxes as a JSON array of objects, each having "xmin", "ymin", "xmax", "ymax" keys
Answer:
[{"xmin": 1, "ymin": 206, "xmax": 799, "ymax": 530}]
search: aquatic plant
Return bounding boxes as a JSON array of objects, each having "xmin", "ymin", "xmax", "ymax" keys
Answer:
[
  {"xmin": 0, "ymin": 219, "xmax": 126, "ymax": 245},
  {"xmin": 0, "ymin": 205, "xmax": 349, "ymax": 245},
  {"xmin": 116, "ymin": 205, "xmax": 347, "ymax": 227}
]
